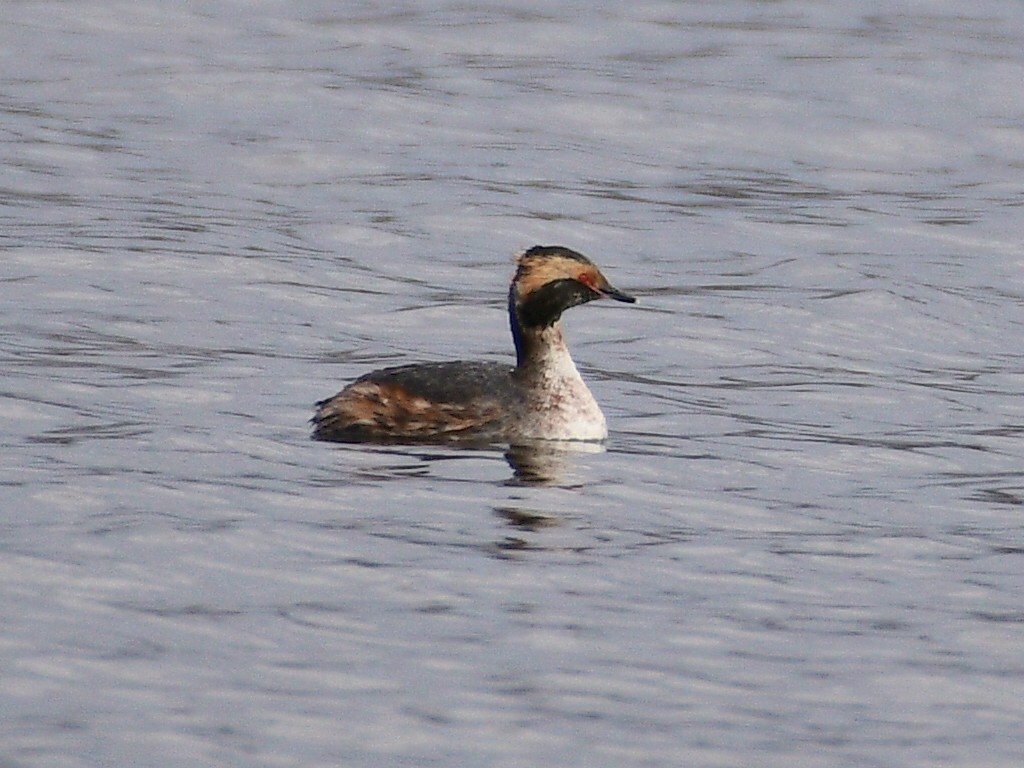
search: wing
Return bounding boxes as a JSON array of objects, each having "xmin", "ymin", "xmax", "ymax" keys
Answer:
[{"xmin": 312, "ymin": 361, "xmax": 520, "ymax": 442}]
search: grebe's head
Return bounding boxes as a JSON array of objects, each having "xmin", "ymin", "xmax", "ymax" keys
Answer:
[{"xmin": 510, "ymin": 245, "xmax": 636, "ymax": 329}]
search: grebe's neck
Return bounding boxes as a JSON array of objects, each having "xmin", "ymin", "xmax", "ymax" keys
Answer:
[
  {"xmin": 509, "ymin": 292, "xmax": 585, "ymax": 385},
  {"xmin": 513, "ymin": 323, "xmax": 575, "ymax": 375},
  {"xmin": 509, "ymin": 285, "xmax": 570, "ymax": 370}
]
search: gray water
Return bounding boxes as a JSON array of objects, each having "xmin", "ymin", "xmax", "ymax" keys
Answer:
[{"xmin": 3, "ymin": 2, "xmax": 1023, "ymax": 766}]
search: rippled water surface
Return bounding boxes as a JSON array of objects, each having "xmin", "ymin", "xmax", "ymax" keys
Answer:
[{"xmin": 3, "ymin": 2, "xmax": 1024, "ymax": 766}]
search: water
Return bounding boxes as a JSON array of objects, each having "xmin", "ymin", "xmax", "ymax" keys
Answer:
[{"xmin": 3, "ymin": 2, "xmax": 1023, "ymax": 766}]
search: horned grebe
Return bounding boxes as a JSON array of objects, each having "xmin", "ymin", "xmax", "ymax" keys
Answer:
[{"xmin": 312, "ymin": 245, "xmax": 636, "ymax": 443}]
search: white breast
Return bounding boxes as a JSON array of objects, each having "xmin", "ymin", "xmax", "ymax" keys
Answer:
[{"xmin": 516, "ymin": 333, "xmax": 608, "ymax": 441}]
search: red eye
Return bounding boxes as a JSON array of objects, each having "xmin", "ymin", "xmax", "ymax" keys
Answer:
[{"xmin": 577, "ymin": 272, "xmax": 596, "ymax": 290}]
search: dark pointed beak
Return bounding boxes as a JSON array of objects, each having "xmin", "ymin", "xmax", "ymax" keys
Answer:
[{"xmin": 599, "ymin": 283, "xmax": 636, "ymax": 304}]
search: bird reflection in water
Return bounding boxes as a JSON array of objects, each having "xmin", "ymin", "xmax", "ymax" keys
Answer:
[{"xmin": 504, "ymin": 439, "xmax": 604, "ymax": 485}]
